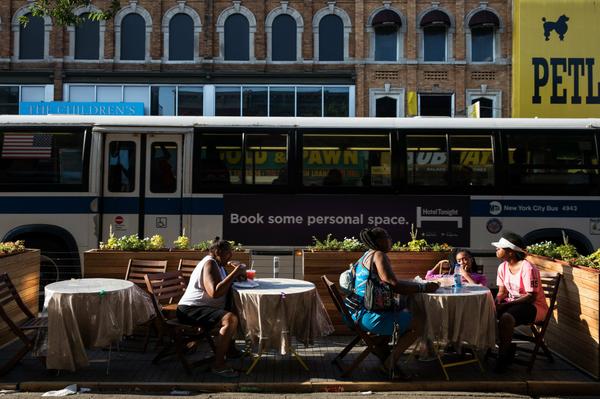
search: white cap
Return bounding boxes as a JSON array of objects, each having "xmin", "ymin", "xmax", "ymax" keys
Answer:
[{"xmin": 491, "ymin": 237, "xmax": 525, "ymax": 253}]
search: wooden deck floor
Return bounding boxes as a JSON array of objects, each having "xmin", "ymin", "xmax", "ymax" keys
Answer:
[{"xmin": 0, "ymin": 336, "xmax": 594, "ymax": 386}]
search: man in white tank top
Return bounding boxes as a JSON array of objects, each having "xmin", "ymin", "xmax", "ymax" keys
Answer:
[{"xmin": 177, "ymin": 238, "xmax": 246, "ymax": 378}]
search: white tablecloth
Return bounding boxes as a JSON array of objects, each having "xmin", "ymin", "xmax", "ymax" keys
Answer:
[
  {"xmin": 413, "ymin": 285, "xmax": 496, "ymax": 350},
  {"xmin": 44, "ymin": 278, "xmax": 155, "ymax": 371},
  {"xmin": 233, "ymin": 278, "xmax": 333, "ymax": 354}
]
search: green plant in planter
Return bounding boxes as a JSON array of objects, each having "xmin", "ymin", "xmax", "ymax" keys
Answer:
[
  {"xmin": 391, "ymin": 225, "xmax": 451, "ymax": 252},
  {"xmin": 147, "ymin": 235, "xmax": 165, "ymax": 250},
  {"xmin": 192, "ymin": 240, "xmax": 244, "ymax": 251},
  {"xmin": 309, "ymin": 234, "xmax": 366, "ymax": 252},
  {"xmin": 526, "ymin": 241, "xmax": 559, "ymax": 258},
  {"xmin": 0, "ymin": 240, "xmax": 26, "ymax": 255}
]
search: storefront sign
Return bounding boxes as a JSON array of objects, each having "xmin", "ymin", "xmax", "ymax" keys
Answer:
[
  {"xmin": 19, "ymin": 102, "xmax": 145, "ymax": 116},
  {"xmin": 513, "ymin": 0, "xmax": 600, "ymax": 117}
]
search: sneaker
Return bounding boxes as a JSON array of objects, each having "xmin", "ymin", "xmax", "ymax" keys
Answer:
[{"xmin": 211, "ymin": 367, "xmax": 239, "ymax": 378}]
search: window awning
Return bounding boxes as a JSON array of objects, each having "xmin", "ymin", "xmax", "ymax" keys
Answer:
[
  {"xmin": 372, "ymin": 10, "xmax": 402, "ymax": 28},
  {"xmin": 468, "ymin": 10, "xmax": 500, "ymax": 28},
  {"xmin": 420, "ymin": 10, "xmax": 451, "ymax": 27}
]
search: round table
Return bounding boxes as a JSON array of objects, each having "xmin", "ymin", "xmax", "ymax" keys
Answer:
[
  {"xmin": 44, "ymin": 278, "xmax": 155, "ymax": 371},
  {"xmin": 233, "ymin": 278, "xmax": 333, "ymax": 354},
  {"xmin": 415, "ymin": 284, "xmax": 496, "ymax": 350}
]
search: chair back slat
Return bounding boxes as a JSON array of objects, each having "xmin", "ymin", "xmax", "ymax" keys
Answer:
[
  {"xmin": 538, "ymin": 271, "xmax": 562, "ymax": 330},
  {"xmin": 144, "ymin": 271, "xmax": 187, "ymax": 310},
  {"xmin": 125, "ymin": 259, "xmax": 168, "ymax": 287},
  {"xmin": 321, "ymin": 275, "xmax": 359, "ymax": 334},
  {"xmin": 177, "ymin": 259, "xmax": 199, "ymax": 282}
]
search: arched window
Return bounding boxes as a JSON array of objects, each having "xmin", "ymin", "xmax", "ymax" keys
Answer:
[
  {"xmin": 420, "ymin": 9, "xmax": 452, "ymax": 62},
  {"xmin": 371, "ymin": 9, "xmax": 402, "ymax": 61},
  {"xmin": 75, "ymin": 13, "xmax": 99, "ymax": 60},
  {"xmin": 169, "ymin": 13, "xmax": 193, "ymax": 61},
  {"xmin": 468, "ymin": 10, "xmax": 500, "ymax": 62},
  {"xmin": 19, "ymin": 13, "xmax": 44, "ymax": 60},
  {"xmin": 272, "ymin": 14, "xmax": 296, "ymax": 61},
  {"xmin": 225, "ymin": 14, "xmax": 249, "ymax": 61},
  {"xmin": 121, "ymin": 14, "xmax": 145, "ymax": 60},
  {"xmin": 319, "ymin": 15, "xmax": 343, "ymax": 61}
]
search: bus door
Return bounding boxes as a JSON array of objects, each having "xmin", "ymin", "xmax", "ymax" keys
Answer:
[{"xmin": 101, "ymin": 133, "xmax": 184, "ymax": 244}]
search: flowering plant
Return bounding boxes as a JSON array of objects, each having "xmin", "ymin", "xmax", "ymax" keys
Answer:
[{"xmin": 0, "ymin": 240, "xmax": 26, "ymax": 256}]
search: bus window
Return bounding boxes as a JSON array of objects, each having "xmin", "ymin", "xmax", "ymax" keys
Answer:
[
  {"xmin": 195, "ymin": 133, "xmax": 242, "ymax": 185},
  {"xmin": 507, "ymin": 133, "xmax": 599, "ymax": 186},
  {"xmin": 449, "ymin": 135, "xmax": 494, "ymax": 186},
  {"xmin": 407, "ymin": 135, "xmax": 448, "ymax": 185},
  {"xmin": 108, "ymin": 141, "xmax": 135, "ymax": 192},
  {"xmin": 0, "ymin": 131, "xmax": 85, "ymax": 189},
  {"xmin": 150, "ymin": 142, "xmax": 177, "ymax": 193},
  {"xmin": 245, "ymin": 133, "xmax": 288, "ymax": 185},
  {"xmin": 302, "ymin": 133, "xmax": 391, "ymax": 187}
]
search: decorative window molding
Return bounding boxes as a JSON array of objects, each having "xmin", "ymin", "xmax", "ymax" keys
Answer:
[
  {"xmin": 114, "ymin": 2, "xmax": 153, "ymax": 62},
  {"xmin": 265, "ymin": 3, "xmax": 304, "ymax": 62},
  {"xmin": 162, "ymin": 3, "xmax": 202, "ymax": 63},
  {"xmin": 466, "ymin": 88, "xmax": 502, "ymax": 117},
  {"xmin": 464, "ymin": 6, "xmax": 504, "ymax": 64},
  {"xmin": 12, "ymin": 5, "xmax": 53, "ymax": 61},
  {"xmin": 65, "ymin": 5, "xmax": 106, "ymax": 62},
  {"xmin": 366, "ymin": 6, "xmax": 406, "ymax": 62},
  {"xmin": 369, "ymin": 86, "xmax": 405, "ymax": 117},
  {"xmin": 416, "ymin": 6, "xmax": 455, "ymax": 63},
  {"xmin": 216, "ymin": 4, "xmax": 257, "ymax": 61},
  {"xmin": 312, "ymin": 5, "xmax": 352, "ymax": 61}
]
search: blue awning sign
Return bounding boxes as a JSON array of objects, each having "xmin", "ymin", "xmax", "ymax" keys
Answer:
[{"xmin": 19, "ymin": 102, "xmax": 145, "ymax": 116}]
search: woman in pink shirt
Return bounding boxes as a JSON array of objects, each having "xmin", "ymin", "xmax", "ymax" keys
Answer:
[{"xmin": 492, "ymin": 232, "xmax": 548, "ymax": 372}]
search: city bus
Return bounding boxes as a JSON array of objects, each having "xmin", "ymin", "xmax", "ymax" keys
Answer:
[{"xmin": 1, "ymin": 115, "xmax": 599, "ymax": 284}]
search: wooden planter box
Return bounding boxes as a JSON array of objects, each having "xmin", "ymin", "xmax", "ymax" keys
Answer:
[
  {"xmin": 83, "ymin": 249, "xmax": 251, "ymax": 279},
  {"xmin": 303, "ymin": 250, "xmax": 448, "ymax": 334},
  {"xmin": 0, "ymin": 249, "xmax": 40, "ymax": 347},
  {"xmin": 526, "ymin": 254, "xmax": 600, "ymax": 379}
]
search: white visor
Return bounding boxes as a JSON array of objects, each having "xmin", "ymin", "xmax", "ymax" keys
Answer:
[{"xmin": 491, "ymin": 237, "xmax": 525, "ymax": 252}]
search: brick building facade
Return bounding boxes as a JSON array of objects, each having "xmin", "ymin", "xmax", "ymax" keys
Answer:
[{"xmin": 0, "ymin": 0, "xmax": 512, "ymax": 117}]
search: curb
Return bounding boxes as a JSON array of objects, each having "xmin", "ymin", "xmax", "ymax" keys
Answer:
[{"xmin": 15, "ymin": 380, "xmax": 600, "ymax": 396}]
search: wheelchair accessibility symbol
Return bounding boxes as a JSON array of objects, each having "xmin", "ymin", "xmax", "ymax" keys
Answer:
[{"xmin": 156, "ymin": 217, "xmax": 168, "ymax": 228}]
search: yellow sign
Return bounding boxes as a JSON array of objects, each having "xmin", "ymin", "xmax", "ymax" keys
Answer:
[
  {"xmin": 513, "ymin": 0, "xmax": 600, "ymax": 117},
  {"xmin": 468, "ymin": 101, "xmax": 480, "ymax": 118},
  {"xmin": 407, "ymin": 91, "xmax": 418, "ymax": 116}
]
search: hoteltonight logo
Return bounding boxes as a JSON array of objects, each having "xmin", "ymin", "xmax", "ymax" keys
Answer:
[{"xmin": 19, "ymin": 102, "xmax": 145, "ymax": 116}]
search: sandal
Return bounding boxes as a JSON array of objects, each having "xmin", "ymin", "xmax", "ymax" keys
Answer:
[{"xmin": 211, "ymin": 367, "xmax": 239, "ymax": 378}]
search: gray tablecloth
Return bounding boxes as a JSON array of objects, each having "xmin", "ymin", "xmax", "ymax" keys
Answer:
[
  {"xmin": 44, "ymin": 278, "xmax": 155, "ymax": 371},
  {"xmin": 413, "ymin": 285, "xmax": 496, "ymax": 350},
  {"xmin": 233, "ymin": 278, "xmax": 334, "ymax": 354}
]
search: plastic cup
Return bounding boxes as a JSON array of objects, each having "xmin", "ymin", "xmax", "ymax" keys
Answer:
[{"xmin": 246, "ymin": 269, "xmax": 256, "ymax": 280}]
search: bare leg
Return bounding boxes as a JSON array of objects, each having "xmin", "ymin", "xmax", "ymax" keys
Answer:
[
  {"xmin": 214, "ymin": 312, "xmax": 238, "ymax": 369},
  {"xmin": 497, "ymin": 312, "xmax": 515, "ymax": 357},
  {"xmin": 386, "ymin": 313, "xmax": 424, "ymax": 370}
]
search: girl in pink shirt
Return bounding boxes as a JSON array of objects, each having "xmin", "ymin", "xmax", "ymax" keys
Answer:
[{"xmin": 492, "ymin": 232, "xmax": 548, "ymax": 372}]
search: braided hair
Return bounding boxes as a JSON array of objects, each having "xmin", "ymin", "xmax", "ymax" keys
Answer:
[{"xmin": 359, "ymin": 227, "xmax": 390, "ymax": 252}]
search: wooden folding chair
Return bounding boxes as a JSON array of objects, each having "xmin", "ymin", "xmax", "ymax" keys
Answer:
[
  {"xmin": 125, "ymin": 259, "xmax": 168, "ymax": 288},
  {"xmin": 144, "ymin": 271, "xmax": 215, "ymax": 374},
  {"xmin": 0, "ymin": 273, "xmax": 48, "ymax": 376},
  {"xmin": 177, "ymin": 259, "xmax": 200, "ymax": 284},
  {"xmin": 512, "ymin": 271, "xmax": 562, "ymax": 372},
  {"xmin": 321, "ymin": 275, "xmax": 390, "ymax": 377}
]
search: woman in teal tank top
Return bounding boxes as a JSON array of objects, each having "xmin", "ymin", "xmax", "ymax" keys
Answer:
[{"xmin": 350, "ymin": 227, "xmax": 439, "ymax": 377}]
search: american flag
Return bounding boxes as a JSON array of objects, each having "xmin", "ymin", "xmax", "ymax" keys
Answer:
[{"xmin": 1, "ymin": 133, "xmax": 52, "ymax": 159}]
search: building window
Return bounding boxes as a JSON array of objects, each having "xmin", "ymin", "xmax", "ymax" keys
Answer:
[
  {"xmin": 65, "ymin": 84, "xmax": 203, "ymax": 116},
  {"xmin": 121, "ymin": 14, "xmax": 145, "ymax": 60},
  {"xmin": 466, "ymin": 89, "xmax": 501, "ymax": 118},
  {"xmin": 369, "ymin": 88, "xmax": 404, "ymax": 117},
  {"xmin": 272, "ymin": 15, "xmax": 296, "ymax": 61},
  {"xmin": 324, "ymin": 87, "xmax": 349, "ymax": 117},
  {"xmin": 19, "ymin": 14, "xmax": 45, "ymax": 60},
  {"xmin": 467, "ymin": 9, "xmax": 500, "ymax": 63},
  {"xmin": 242, "ymin": 86, "xmax": 268, "ymax": 116},
  {"xmin": 318, "ymin": 15, "xmax": 343, "ymax": 61},
  {"xmin": 169, "ymin": 13, "xmax": 194, "ymax": 61},
  {"xmin": 215, "ymin": 86, "xmax": 241, "ymax": 116},
  {"xmin": 297, "ymin": 87, "xmax": 322, "ymax": 116},
  {"xmin": 225, "ymin": 14, "xmax": 249, "ymax": 61},
  {"xmin": 74, "ymin": 13, "xmax": 99, "ymax": 60},
  {"xmin": 419, "ymin": 93, "xmax": 453, "ymax": 116},
  {"xmin": 0, "ymin": 85, "xmax": 51, "ymax": 114},
  {"xmin": 372, "ymin": 10, "xmax": 402, "ymax": 61},
  {"xmin": 420, "ymin": 9, "xmax": 452, "ymax": 62},
  {"xmin": 269, "ymin": 87, "xmax": 295, "ymax": 116}
]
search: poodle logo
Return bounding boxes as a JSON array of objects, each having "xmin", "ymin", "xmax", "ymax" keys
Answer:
[{"xmin": 542, "ymin": 15, "xmax": 569, "ymax": 41}]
